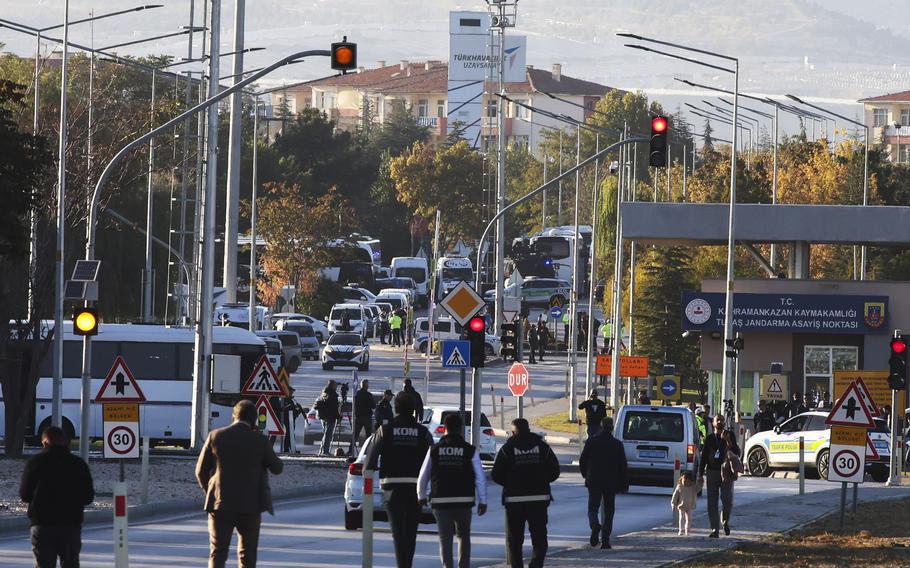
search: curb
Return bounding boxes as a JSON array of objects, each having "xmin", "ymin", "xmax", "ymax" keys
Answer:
[{"xmin": 0, "ymin": 482, "xmax": 345, "ymax": 536}]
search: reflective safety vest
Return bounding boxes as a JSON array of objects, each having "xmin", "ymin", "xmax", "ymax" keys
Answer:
[{"xmin": 430, "ymin": 435, "xmax": 477, "ymax": 508}]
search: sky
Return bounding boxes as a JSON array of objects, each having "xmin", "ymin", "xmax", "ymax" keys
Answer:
[{"xmin": 2, "ymin": 0, "xmax": 908, "ymax": 139}]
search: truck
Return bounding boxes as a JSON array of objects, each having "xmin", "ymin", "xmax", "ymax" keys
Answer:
[{"xmin": 391, "ymin": 256, "xmax": 429, "ymax": 307}]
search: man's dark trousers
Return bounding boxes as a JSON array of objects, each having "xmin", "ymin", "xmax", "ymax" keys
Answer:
[
  {"xmin": 208, "ymin": 511, "xmax": 261, "ymax": 568},
  {"xmin": 386, "ymin": 487, "xmax": 421, "ymax": 568},
  {"xmin": 31, "ymin": 525, "xmax": 81, "ymax": 568},
  {"xmin": 504, "ymin": 502, "xmax": 548, "ymax": 568},
  {"xmin": 586, "ymin": 487, "xmax": 616, "ymax": 543}
]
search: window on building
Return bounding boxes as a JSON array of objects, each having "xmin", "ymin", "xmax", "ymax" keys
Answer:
[
  {"xmin": 902, "ymin": 108, "xmax": 910, "ymax": 127},
  {"xmin": 417, "ymin": 99, "xmax": 428, "ymax": 117},
  {"xmin": 873, "ymin": 108, "xmax": 889, "ymax": 127},
  {"xmin": 437, "ymin": 99, "xmax": 446, "ymax": 118}
]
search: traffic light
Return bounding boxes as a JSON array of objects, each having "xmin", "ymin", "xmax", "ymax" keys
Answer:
[
  {"xmin": 72, "ymin": 307, "xmax": 98, "ymax": 336},
  {"xmin": 331, "ymin": 38, "xmax": 357, "ymax": 72},
  {"xmin": 649, "ymin": 115, "xmax": 668, "ymax": 168},
  {"xmin": 466, "ymin": 316, "xmax": 486, "ymax": 368},
  {"xmin": 500, "ymin": 323, "xmax": 518, "ymax": 361},
  {"xmin": 889, "ymin": 336, "xmax": 907, "ymax": 390}
]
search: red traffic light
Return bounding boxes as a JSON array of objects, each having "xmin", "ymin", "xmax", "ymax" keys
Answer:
[
  {"xmin": 892, "ymin": 338, "xmax": 907, "ymax": 354},
  {"xmin": 652, "ymin": 116, "xmax": 668, "ymax": 133},
  {"xmin": 469, "ymin": 317, "xmax": 486, "ymax": 333}
]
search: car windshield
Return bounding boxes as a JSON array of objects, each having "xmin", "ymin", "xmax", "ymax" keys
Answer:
[
  {"xmin": 331, "ymin": 308, "xmax": 363, "ymax": 320},
  {"xmin": 395, "ymin": 268, "xmax": 425, "ymax": 283},
  {"xmin": 329, "ymin": 334, "xmax": 362, "ymax": 346},
  {"xmin": 442, "ymin": 268, "xmax": 473, "ymax": 281},
  {"xmin": 622, "ymin": 411, "xmax": 684, "ymax": 442}
]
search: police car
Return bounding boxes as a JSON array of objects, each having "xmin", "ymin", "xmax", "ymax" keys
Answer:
[{"xmin": 744, "ymin": 411, "xmax": 890, "ymax": 482}]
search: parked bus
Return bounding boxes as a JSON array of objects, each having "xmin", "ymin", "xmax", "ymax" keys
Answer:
[{"xmin": 4, "ymin": 323, "xmax": 266, "ymax": 447}]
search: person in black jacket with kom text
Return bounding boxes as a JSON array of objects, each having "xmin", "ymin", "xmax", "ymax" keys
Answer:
[
  {"xmin": 20, "ymin": 426, "xmax": 94, "ymax": 568},
  {"xmin": 579, "ymin": 417, "xmax": 628, "ymax": 549},
  {"xmin": 698, "ymin": 414, "xmax": 740, "ymax": 538},
  {"xmin": 366, "ymin": 392, "xmax": 434, "ymax": 568},
  {"xmin": 492, "ymin": 418, "xmax": 561, "ymax": 568}
]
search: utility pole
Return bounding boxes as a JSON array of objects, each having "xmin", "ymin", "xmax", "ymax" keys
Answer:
[
  {"xmin": 223, "ymin": 0, "xmax": 245, "ymax": 302},
  {"xmin": 192, "ymin": 0, "xmax": 221, "ymax": 450}
]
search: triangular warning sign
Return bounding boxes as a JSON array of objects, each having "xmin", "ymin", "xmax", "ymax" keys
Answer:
[
  {"xmin": 445, "ymin": 345, "xmax": 467, "ymax": 367},
  {"xmin": 95, "ymin": 356, "xmax": 147, "ymax": 402},
  {"xmin": 866, "ymin": 435, "xmax": 880, "ymax": 460},
  {"xmin": 241, "ymin": 356, "xmax": 287, "ymax": 396},
  {"xmin": 767, "ymin": 378, "xmax": 783, "ymax": 394},
  {"xmin": 255, "ymin": 395, "xmax": 285, "ymax": 436},
  {"xmin": 825, "ymin": 381, "xmax": 876, "ymax": 428},
  {"xmin": 853, "ymin": 378, "xmax": 880, "ymax": 417}
]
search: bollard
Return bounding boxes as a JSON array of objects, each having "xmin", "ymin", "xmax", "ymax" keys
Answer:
[
  {"xmin": 361, "ymin": 470, "xmax": 374, "ymax": 568},
  {"xmin": 140, "ymin": 436, "xmax": 150, "ymax": 505},
  {"xmin": 799, "ymin": 436, "xmax": 805, "ymax": 495},
  {"xmin": 113, "ymin": 481, "xmax": 129, "ymax": 568},
  {"xmin": 673, "ymin": 455, "xmax": 681, "ymax": 524}
]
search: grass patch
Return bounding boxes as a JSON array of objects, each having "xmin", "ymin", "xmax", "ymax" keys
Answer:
[
  {"xmin": 534, "ymin": 411, "xmax": 582, "ymax": 434},
  {"xmin": 681, "ymin": 496, "xmax": 910, "ymax": 567}
]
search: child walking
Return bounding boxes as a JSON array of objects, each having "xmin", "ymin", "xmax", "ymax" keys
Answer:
[{"xmin": 671, "ymin": 471, "xmax": 704, "ymax": 535}]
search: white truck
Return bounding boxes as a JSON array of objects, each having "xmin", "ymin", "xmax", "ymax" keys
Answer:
[
  {"xmin": 391, "ymin": 256, "xmax": 429, "ymax": 307},
  {"xmin": 435, "ymin": 256, "xmax": 474, "ymax": 303}
]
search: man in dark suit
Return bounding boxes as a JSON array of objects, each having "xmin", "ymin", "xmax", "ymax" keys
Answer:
[
  {"xmin": 196, "ymin": 400, "xmax": 284, "ymax": 568},
  {"xmin": 20, "ymin": 425, "xmax": 94, "ymax": 568},
  {"xmin": 578, "ymin": 416, "xmax": 628, "ymax": 549}
]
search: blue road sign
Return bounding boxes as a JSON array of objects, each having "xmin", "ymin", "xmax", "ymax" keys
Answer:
[
  {"xmin": 549, "ymin": 306, "xmax": 563, "ymax": 319},
  {"xmin": 661, "ymin": 378, "xmax": 678, "ymax": 397},
  {"xmin": 442, "ymin": 340, "xmax": 470, "ymax": 368}
]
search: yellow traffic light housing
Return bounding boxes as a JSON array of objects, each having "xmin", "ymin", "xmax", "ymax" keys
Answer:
[
  {"xmin": 331, "ymin": 37, "xmax": 357, "ymax": 72},
  {"xmin": 73, "ymin": 307, "xmax": 99, "ymax": 336}
]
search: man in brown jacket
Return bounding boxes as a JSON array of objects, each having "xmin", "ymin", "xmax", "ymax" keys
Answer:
[{"xmin": 196, "ymin": 400, "xmax": 284, "ymax": 568}]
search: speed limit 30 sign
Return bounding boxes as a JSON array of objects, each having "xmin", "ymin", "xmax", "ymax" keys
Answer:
[
  {"xmin": 103, "ymin": 403, "xmax": 140, "ymax": 459},
  {"xmin": 827, "ymin": 426, "xmax": 865, "ymax": 483}
]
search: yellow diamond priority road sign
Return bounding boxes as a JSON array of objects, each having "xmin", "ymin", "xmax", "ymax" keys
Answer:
[{"xmin": 439, "ymin": 280, "xmax": 485, "ymax": 326}]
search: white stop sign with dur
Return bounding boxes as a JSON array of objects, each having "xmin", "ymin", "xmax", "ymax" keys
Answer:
[{"xmin": 508, "ymin": 362, "xmax": 530, "ymax": 397}]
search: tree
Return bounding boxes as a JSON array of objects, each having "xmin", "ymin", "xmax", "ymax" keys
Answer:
[
  {"xmin": 390, "ymin": 140, "xmax": 485, "ymax": 249},
  {"xmin": 0, "ymin": 80, "xmax": 55, "ymax": 455}
]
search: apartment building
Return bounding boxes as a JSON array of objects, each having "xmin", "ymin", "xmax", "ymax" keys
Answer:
[
  {"xmin": 860, "ymin": 89, "xmax": 910, "ymax": 163},
  {"xmin": 268, "ymin": 60, "xmax": 614, "ymax": 156}
]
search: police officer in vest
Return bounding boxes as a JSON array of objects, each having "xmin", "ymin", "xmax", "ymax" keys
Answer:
[
  {"xmin": 417, "ymin": 412, "xmax": 487, "ymax": 568},
  {"xmin": 366, "ymin": 392, "xmax": 433, "ymax": 568},
  {"xmin": 492, "ymin": 418, "xmax": 561, "ymax": 568}
]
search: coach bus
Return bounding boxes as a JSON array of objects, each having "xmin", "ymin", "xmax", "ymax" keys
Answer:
[{"xmin": 5, "ymin": 323, "xmax": 266, "ymax": 447}]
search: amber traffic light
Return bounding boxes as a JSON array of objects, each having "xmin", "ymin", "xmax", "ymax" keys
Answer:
[{"xmin": 331, "ymin": 38, "xmax": 357, "ymax": 72}]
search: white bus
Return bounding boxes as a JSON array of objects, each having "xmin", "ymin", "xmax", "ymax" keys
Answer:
[{"xmin": 13, "ymin": 323, "xmax": 266, "ymax": 447}]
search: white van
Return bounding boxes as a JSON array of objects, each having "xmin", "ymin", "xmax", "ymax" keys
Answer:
[
  {"xmin": 391, "ymin": 257, "xmax": 429, "ymax": 307},
  {"xmin": 328, "ymin": 303, "xmax": 368, "ymax": 338}
]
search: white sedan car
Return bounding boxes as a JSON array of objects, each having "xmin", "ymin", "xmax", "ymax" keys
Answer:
[
  {"xmin": 322, "ymin": 332, "xmax": 370, "ymax": 371},
  {"xmin": 423, "ymin": 407, "xmax": 497, "ymax": 461},
  {"xmin": 744, "ymin": 411, "xmax": 890, "ymax": 482}
]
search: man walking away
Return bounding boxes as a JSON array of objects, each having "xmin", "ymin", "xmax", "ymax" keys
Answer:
[
  {"xmin": 351, "ymin": 378, "xmax": 376, "ymax": 455},
  {"xmin": 492, "ymin": 418, "xmax": 561, "ymax": 568},
  {"xmin": 536, "ymin": 322, "xmax": 549, "ymax": 362},
  {"xmin": 527, "ymin": 324, "xmax": 538, "ymax": 364},
  {"xmin": 402, "ymin": 378, "xmax": 425, "ymax": 422},
  {"xmin": 417, "ymin": 413, "xmax": 488, "ymax": 568},
  {"xmin": 367, "ymin": 392, "xmax": 434, "ymax": 568},
  {"xmin": 196, "ymin": 400, "xmax": 284, "ymax": 568},
  {"xmin": 578, "ymin": 389, "xmax": 606, "ymax": 439},
  {"xmin": 579, "ymin": 417, "xmax": 628, "ymax": 548},
  {"xmin": 20, "ymin": 426, "xmax": 94, "ymax": 568},
  {"xmin": 373, "ymin": 389, "xmax": 394, "ymax": 429},
  {"xmin": 316, "ymin": 380, "xmax": 341, "ymax": 456},
  {"xmin": 699, "ymin": 414, "xmax": 740, "ymax": 538}
]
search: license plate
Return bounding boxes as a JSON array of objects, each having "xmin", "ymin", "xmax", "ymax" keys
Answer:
[{"xmin": 639, "ymin": 450, "xmax": 666, "ymax": 459}]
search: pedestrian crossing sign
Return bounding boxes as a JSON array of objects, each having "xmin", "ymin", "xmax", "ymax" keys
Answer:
[
  {"xmin": 441, "ymin": 340, "xmax": 470, "ymax": 369},
  {"xmin": 241, "ymin": 355, "xmax": 288, "ymax": 396}
]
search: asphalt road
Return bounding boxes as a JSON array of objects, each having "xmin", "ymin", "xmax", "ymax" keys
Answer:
[{"xmin": 0, "ymin": 475, "xmax": 844, "ymax": 567}]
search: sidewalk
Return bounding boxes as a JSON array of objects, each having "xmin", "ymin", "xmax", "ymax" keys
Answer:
[{"xmin": 483, "ymin": 484, "xmax": 910, "ymax": 567}]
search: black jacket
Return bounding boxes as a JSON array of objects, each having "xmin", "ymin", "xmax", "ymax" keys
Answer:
[
  {"xmin": 354, "ymin": 388, "xmax": 376, "ymax": 418},
  {"xmin": 699, "ymin": 431, "xmax": 740, "ymax": 475},
  {"xmin": 492, "ymin": 432, "xmax": 560, "ymax": 505},
  {"xmin": 373, "ymin": 399, "xmax": 394, "ymax": 427},
  {"xmin": 20, "ymin": 445, "xmax": 94, "ymax": 527},
  {"xmin": 579, "ymin": 431, "xmax": 628, "ymax": 492}
]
